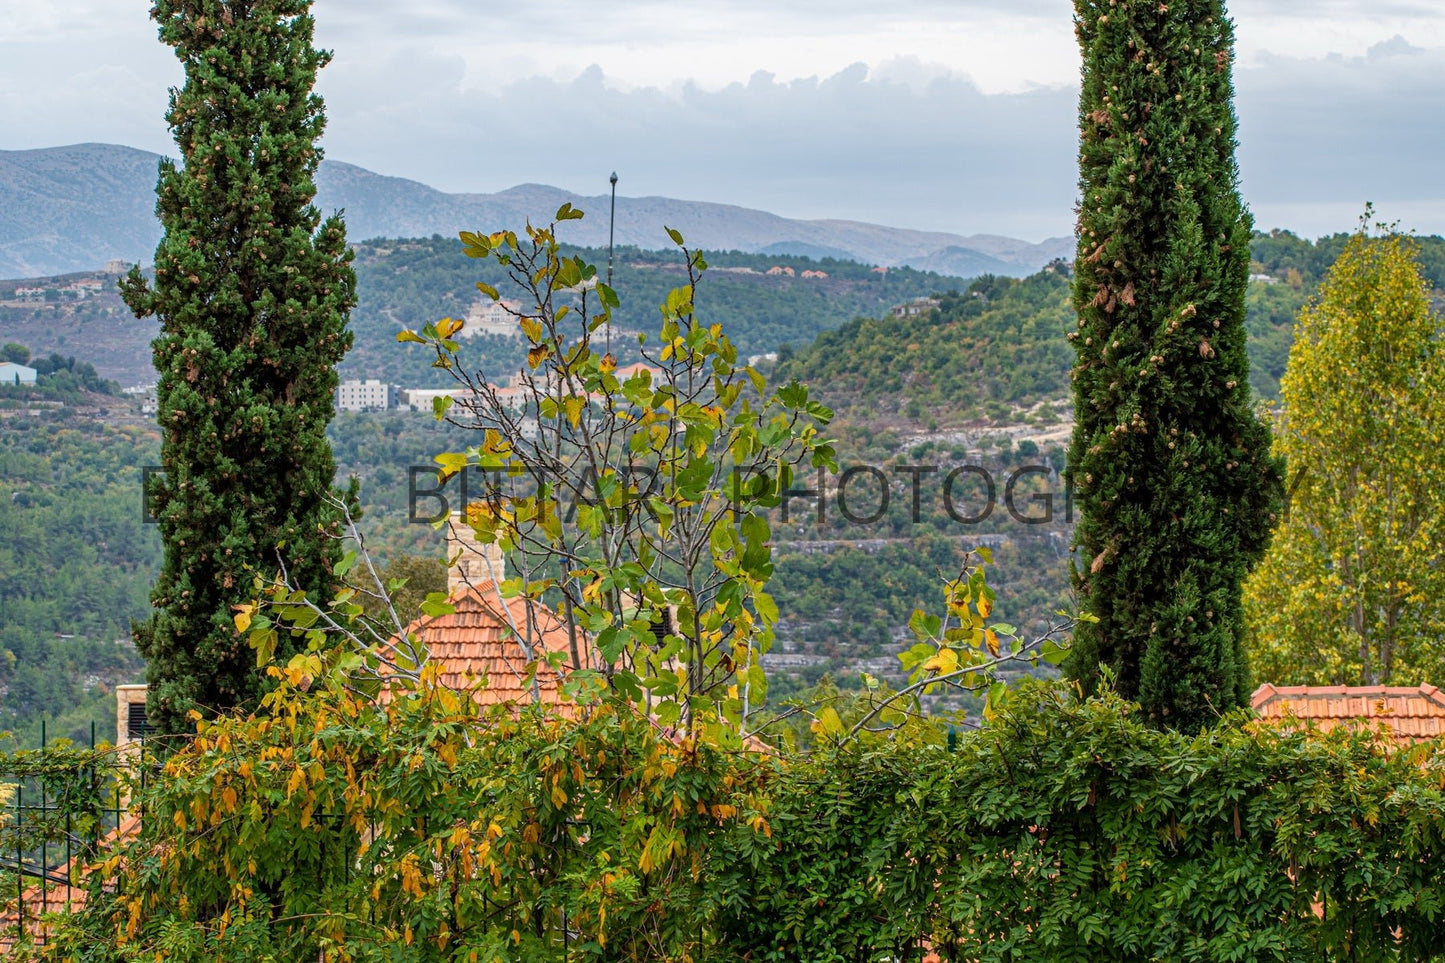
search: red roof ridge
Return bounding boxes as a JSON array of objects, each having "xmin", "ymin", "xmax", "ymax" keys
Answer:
[
  {"xmin": 1252, "ymin": 683, "xmax": 1445, "ymax": 705},
  {"xmin": 1250, "ymin": 682, "xmax": 1445, "ymax": 743},
  {"xmin": 381, "ymin": 581, "xmax": 586, "ymax": 709}
]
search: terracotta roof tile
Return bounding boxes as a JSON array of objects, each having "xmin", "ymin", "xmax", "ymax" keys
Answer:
[
  {"xmin": 384, "ymin": 584, "xmax": 591, "ymax": 709},
  {"xmin": 0, "ymin": 814, "xmax": 139, "ymax": 952},
  {"xmin": 1251, "ymin": 683, "xmax": 1445, "ymax": 743}
]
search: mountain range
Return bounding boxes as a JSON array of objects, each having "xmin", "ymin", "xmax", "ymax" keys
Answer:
[{"xmin": 0, "ymin": 143, "xmax": 1072, "ymax": 280}]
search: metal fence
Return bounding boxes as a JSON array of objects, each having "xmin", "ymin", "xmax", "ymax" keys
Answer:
[{"xmin": 1, "ymin": 720, "xmax": 135, "ymax": 948}]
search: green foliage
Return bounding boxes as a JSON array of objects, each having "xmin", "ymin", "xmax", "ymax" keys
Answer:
[
  {"xmin": 1066, "ymin": 0, "xmax": 1283, "ymax": 730},
  {"xmin": 0, "ymin": 352, "xmax": 119, "ymax": 402},
  {"xmin": 0, "ymin": 739, "xmax": 122, "ymax": 901},
  {"xmin": 17, "ymin": 678, "xmax": 1445, "ymax": 961},
  {"xmin": 120, "ymin": 0, "xmax": 357, "ymax": 734},
  {"xmin": 389, "ymin": 213, "xmax": 835, "ymax": 739},
  {"xmin": 1246, "ymin": 229, "xmax": 1445, "ymax": 686},
  {"xmin": 719, "ymin": 686, "xmax": 1445, "ymax": 961},
  {"xmin": 0, "ymin": 415, "xmax": 153, "ymax": 746},
  {"xmin": 22, "ymin": 674, "xmax": 774, "ymax": 962}
]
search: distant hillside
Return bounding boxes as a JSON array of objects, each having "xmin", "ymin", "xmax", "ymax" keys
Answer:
[
  {"xmin": 0, "ymin": 143, "xmax": 1071, "ymax": 279},
  {"xmin": 0, "ymin": 144, "xmax": 161, "ymax": 279},
  {"xmin": 344, "ymin": 238, "xmax": 976, "ymax": 387},
  {"xmin": 770, "ymin": 264, "xmax": 1365, "ymax": 428},
  {"xmin": 775, "ymin": 269, "xmax": 1078, "ymax": 429},
  {"xmin": 0, "ymin": 239, "xmax": 975, "ymax": 388},
  {"xmin": 903, "ymin": 245, "xmax": 1023, "ymax": 279}
]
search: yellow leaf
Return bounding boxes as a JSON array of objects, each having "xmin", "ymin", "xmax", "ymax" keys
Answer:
[
  {"xmin": 924, "ymin": 647, "xmax": 960, "ymax": 674},
  {"xmin": 563, "ymin": 395, "xmax": 585, "ymax": 428},
  {"xmin": 813, "ymin": 706, "xmax": 844, "ymax": 737}
]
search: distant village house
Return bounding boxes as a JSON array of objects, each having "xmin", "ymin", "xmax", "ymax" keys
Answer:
[
  {"xmin": 335, "ymin": 378, "xmax": 399, "ymax": 411},
  {"xmin": 458, "ymin": 299, "xmax": 523, "ymax": 338},
  {"xmin": 891, "ymin": 297, "xmax": 941, "ymax": 319},
  {"xmin": 0, "ymin": 362, "xmax": 38, "ymax": 385}
]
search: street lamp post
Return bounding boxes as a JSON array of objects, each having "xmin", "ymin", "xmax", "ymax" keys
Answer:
[{"xmin": 607, "ymin": 171, "xmax": 618, "ymax": 289}]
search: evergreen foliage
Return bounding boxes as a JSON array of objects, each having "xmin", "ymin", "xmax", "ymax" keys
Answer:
[
  {"xmin": 1245, "ymin": 230, "xmax": 1445, "ymax": 685},
  {"xmin": 1066, "ymin": 0, "xmax": 1282, "ymax": 730},
  {"xmin": 120, "ymin": 0, "xmax": 356, "ymax": 735}
]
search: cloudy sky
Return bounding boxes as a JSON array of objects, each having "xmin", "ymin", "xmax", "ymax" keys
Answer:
[{"xmin": 3, "ymin": 0, "xmax": 1443, "ymax": 241}]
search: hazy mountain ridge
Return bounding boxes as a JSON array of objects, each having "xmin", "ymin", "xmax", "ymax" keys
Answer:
[
  {"xmin": 0, "ymin": 144, "xmax": 162, "ymax": 278},
  {"xmin": 0, "ymin": 143, "xmax": 1072, "ymax": 279}
]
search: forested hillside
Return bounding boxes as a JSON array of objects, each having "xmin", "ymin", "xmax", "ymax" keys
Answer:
[
  {"xmin": 0, "ymin": 414, "xmax": 156, "ymax": 745},
  {"xmin": 1, "ymin": 240, "xmax": 970, "ymax": 390},
  {"xmin": 5, "ymin": 228, "xmax": 1445, "ymax": 736},
  {"xmin": 343, "ymin": 237, "xmax": 972, "ymax": 386},
  {"xmin": 773, "ymin": 231, "xmax": 1445, "ymax": 426},
  {"xmin": 772, "ymin": 266, "xmax": 1323, "ymax": 426},
  {"xmin": 774, "ymin": 268, "xmax": 1076, "ymax": 427}
]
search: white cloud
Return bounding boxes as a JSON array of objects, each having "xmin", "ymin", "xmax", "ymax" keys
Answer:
[
  {"xmin": 3, "ymin": 0, "xmax": 1445, "ymax": 239},
  {"xmin": 1234, "ymin": 38, "xmax": 1445, "ymax": 235}
]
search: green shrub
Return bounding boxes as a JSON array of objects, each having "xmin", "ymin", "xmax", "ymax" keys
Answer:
[{"xmin": 717, "ymin": 685, "xmax": 1445, "ymax": 961}]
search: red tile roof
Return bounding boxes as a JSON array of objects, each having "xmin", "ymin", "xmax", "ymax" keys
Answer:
[
  {"xmin": 385, "ymin": 584, "xmax": 590, "ymax": 709},
  {"xmin": 0, "ymin": 814, "xmax": 139, "ymax": 953},
  {"xmin": 1251, "ymin": 683, "xmax": 1445, "ymax": 743}
]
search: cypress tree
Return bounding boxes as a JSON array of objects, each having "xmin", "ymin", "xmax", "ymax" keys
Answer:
[
  {"xmin": 1065, "ymin": 0, "xmax": 1282, "ymax": 731},
  {"xmin": 122, "ymin": 0, "xmax": 355, "ymax": 736}
]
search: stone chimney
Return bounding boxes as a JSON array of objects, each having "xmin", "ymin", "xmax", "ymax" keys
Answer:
[
  {"xmin": 446, "ymin": 512, "xmax": 506, "ymax": 596},
  {"xmin": 115, "ymin": 684, "xmax": 149, "ymax": 748}
]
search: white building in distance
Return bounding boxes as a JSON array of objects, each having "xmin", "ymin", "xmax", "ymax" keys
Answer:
[
  {"xmin": 0, "ymin": 362, "xmax": 37, "ymax": 385},
  {"xmin": 336, "ymin": 379, "xmax": 398, "ymax": 411},
  {"xmin": 459, "ymin": 299, "xmax": 522, "ymax": 338}
]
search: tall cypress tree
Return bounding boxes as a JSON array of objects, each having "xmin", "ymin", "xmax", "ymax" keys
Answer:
[
  {"xmin": 1065, "ymin": 0, "xmax": 1281, "ymax": 731},
  {"xmin": 123, "ymin": 0, "xmax": 355, "ymax": 736}
]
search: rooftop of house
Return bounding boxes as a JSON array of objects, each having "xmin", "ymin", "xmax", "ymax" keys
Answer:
[
  {"xmin": 386, "ymin": 583, "xmax": 585, "ymax": 708},
  {"xmin": 0, "ymin": 814, "xmax": 139, "ymax": 953},
  {"xmin": 380, "ymin": 515, "xmax": 590, "ymax": 710},
  {"xmin": 1251, "ymin": 683, "xmax": 1445, "ymax": 743}
]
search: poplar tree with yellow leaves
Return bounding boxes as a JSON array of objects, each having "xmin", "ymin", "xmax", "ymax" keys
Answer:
[
  {"xmin": 1066, "ymin": 0, "xmax": 1283, "ymax": 731},
  {"xmin": 1245, "ymin": 228, "xmax": 1445, "ymax": 686}
]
